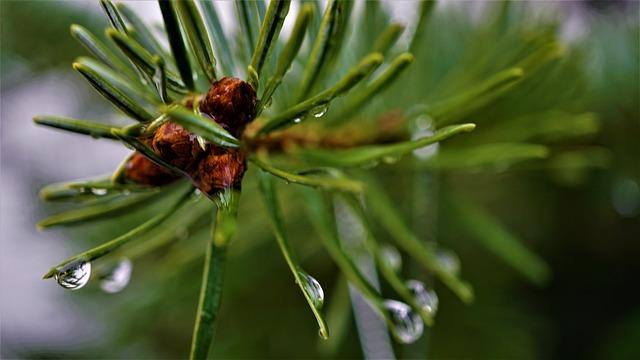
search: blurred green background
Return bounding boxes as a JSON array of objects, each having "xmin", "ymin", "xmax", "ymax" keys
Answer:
[{"xmin": 1, "ymin": 1, "xmax": 638, "ymax": 359}]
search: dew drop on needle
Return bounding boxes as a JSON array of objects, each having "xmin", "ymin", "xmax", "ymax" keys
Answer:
[
  {"xmin": 383, "ymin": 299, "xmax": 424, "ymax": 344},
  {"xmin": 100, "ymin": 258, "xmax": 133, "ymax": 294},
  {"xmin": 55, "ymin": 259, "xmax": 91, "ymax": 290},
  {"xmin": 298, "ymin": 271, "xmax": 325, "ymax": 309},
  {"xmin": 406, "ymin": 279, "xmax": 439, "ymax": 316}
]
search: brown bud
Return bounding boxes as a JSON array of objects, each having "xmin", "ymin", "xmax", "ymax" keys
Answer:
[
  {"xmin": 151, "ymin": 122, "xmax": 204, "ymax": 171},
  {"xmin": 199, "ymin": 77, "xmax": 257, "ymax": 137},
  {"xmin": 125, "ymin": 152, "xmax": 179, "ymax": 186},
  {"xmin": 194, "ymin": 147, "xmax": 246, "ymax": 196}
]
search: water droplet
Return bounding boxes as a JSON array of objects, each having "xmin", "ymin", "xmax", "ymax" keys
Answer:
[
  {"xmin": 413, "ymin": 115, "xmax": 434, "ymax": 132},
  {"xmin": 380, "ymin": 245, "xmax": 402, "ymax": 272},
  {"xmin": 55, "ymin": 260, "xmax": 91, "ymax": 290},
  {"xmin": 361, "ymin": 159, "xmax": 380, "ymax": 169},
  {"xmin": 436, "ymin": 248, "xmax": 461, "ymax": 275},
  {"xmin": 310, "ymin": 104, "xmax": 329, "ymax": 118},
  {"xmin": 406, "ymin": 280, "xmax": 438, "ymax": 316},
  {"xmin": 100, "ymin": 258, "xmax": 133, "ymax": 294},
  {"xmin": 412, "ymin": 115, "xmax": 438, "ymax": 160},
  {"xmin": 383, "ymin": 299, "xmax": 424, "ymax": 344},
  {"xmin": 263, "ymin": 97, "xmax": 273, "ymax": 109},
  {"xmin": 299, "ymin": 271, "xmax": 324, "ymax": 309},
  {"xmin": 91, "ymin": 188, "xmax": 108, "ymax": 196},
  {"xmin": 382, "ymin": 155, "xmax": 401, "ymax": 164},
  {"xmin": 611, "ymin": 177, "xmax": 640, "ymax": 218},
  {"xmin": 293, "ymin": 117, "xmax": 302, "ymax": 124}
]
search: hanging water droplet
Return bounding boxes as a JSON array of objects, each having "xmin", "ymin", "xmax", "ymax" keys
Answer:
[
  {"xmin": 55, "ymin": 259, "xmax": 91, "ymax": 290},
  {"xmin": 380, "ymin": 244, "xmax": 402, "ymax": 272},
  {"xmin": 611, "ymin": 177, "xmax": 640, "ymax": 218},
  {"xmin": 293, "ymin": 117, "xmax": 302, "ymax": 124},
  {"xmin": 413, "ymin": 115, "xmax": 434, "ymax": 132},
  {"xmin": 263, "ymin": 97, "xmax": 273, "ymax": 109},
  {"xmin": 406, "ymin": 280, "xmax": 439, "ymax": 316},
  {"xmin": 100, "ymin": 258, "xmax": 133, "ymax": 294},
  {"xmin": 90, "ymin": 188, "xmax": 108, "ymax": 196},
  {"xmin": 299, "ymin": 271, "xmax": 324, "ymax": 309},
  {"xmin": 361, "ymin": 159, "xmax": 380, "ymax": 169},
  {"xmin": 436, "ymin": 248, "xmax": 461, "ymax": 275},
  {"xmin": 310, "ymin": 104, "xmax": 329, "ymax": 118},
  {"xmin": 383, "ymin": 299, "xmax": 424, "ymax": 344},
  {"xmin": 412, "ymin": 115, "xmax": 438, "ymax": 160}
]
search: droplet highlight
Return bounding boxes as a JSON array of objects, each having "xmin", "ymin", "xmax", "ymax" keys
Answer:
[
  {"xmin": 100, "ymin": 258, "xmax": 133, "ymax": 294},
  {"xmin": 436, "ymin": 248, "xmax": 461, "ymax": 275},
  {"xmin": 263, "ymin": 97, "xmax": 273, "ymax": 109},
  {"xmin": 310, "ymin": 104, "xmax": 329, "ymax": 118},
  {"xmin": 406, "ymin": 280, "xmax": 439, "ymax": 316},
  {"xmin": 383, "ymin": 299, "xmax": 424, "ymax": 344},
  {"xmin": 380, "ymin": 244, "xmax": 402, "ymax": 272},
  {"xmin": 412, "ymin": 115, "xmax": 438, "ymax": 160},
  {"xmin": 611, "ymin": 177, "xmax": 640, "ymax": 218},
  {"xmin": 90, "ymin": 188, "xmax": 108, "ymax": 196},
  {"xmin": 299, "ymin": 271, "xmax": 324, "ymax": 309},
  {"xmin": 55, "ymin": 260, "xmax": 91, "ymax": 290}
]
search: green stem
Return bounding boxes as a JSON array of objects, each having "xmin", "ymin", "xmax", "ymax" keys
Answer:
[
  {"xmin": 372, "ymin": 23, "xmax": 405, "ymax": 55},
  {"xmin": 42, "ymin": 185, "xmax": 193, "ymax": 279},
  {"xmin": 362, "ymin": 176, "xmax": 474, "ymax": 303},
  {"xmin": 173, "ymin": 0, "xmax": 217, "ymax": 83},
  {"xmin": 249, "ymin": 156, "xmax": 363, "ymax": 193},
  {"xmin": 159, "ymin": 0, "xmax": 195, "ymax": 90},
  {"xmin": 259, "ymin": 3, "xmax": 313, "ymax": 114},
  {"xmin": 258, "ymin": 52, "xmax": 384, "ymax": 134},
  {"xmin": 248, "ymin": 0, "xmax": 290, "ymax": 89},
  {"xmin": 304, "ymin": 190, "xmax": 383, "ymax": 308},
  {"xmin": 340, "ymin": 195, "xmax": 434, "ymax": 325},
  {"xmin": 189, "ymin": 189, "xmax": 240, "ymax": 359},
  {"xmin": 33, "ymin": 115, "xmax": 120, "ymax": 140},
  {"xmin": 297, "ymin": 0, "xmax": 352, "ymax": 100},
  {"xmin": 236, "ymin": 0, "xmax": 258, "ymax": 64},
  {"xmin": 258, "ymin": 171, "xmax": 329, "ymax": 339},
  {"xmin": 73, "ymin": 59, "xmax": 156, "ymax": 122},
  {"xmin": 70, "ymin": 24, "xmax": 136, "ymax": 79},
  {"xmin": 37, "ymin": 191, "xmax": 159, "ymax": 229},
  {"xmin": 294, "ymin": 123, "xmax": 476, "ymax": 168},
  {"xmin": 328, "ymin": 52, "xmax": 414, "ymax": 125},
  {"xmin": 409, "ymin": 0, "xmax": 437, "ymax": 53},
  {"xmin": 100, "ymin": 0, "xmax": 127, "ymax": 33},
  {"xmin": 163, "ymin": 105, "xmax": 239, "ymax": 148}
]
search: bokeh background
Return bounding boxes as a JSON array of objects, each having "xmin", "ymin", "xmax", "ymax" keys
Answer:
[{"xmin": 1, "ymin": 0, "xmax": 639, "ymax": 359}]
